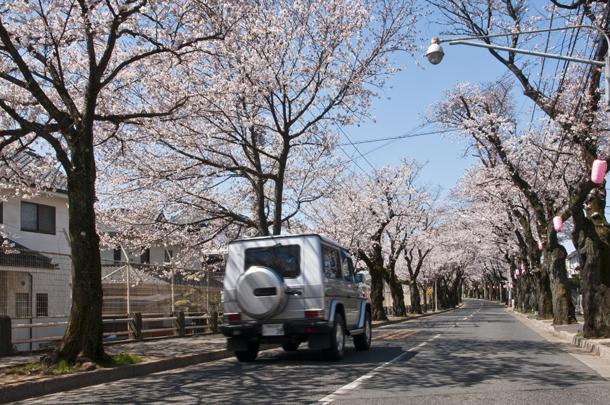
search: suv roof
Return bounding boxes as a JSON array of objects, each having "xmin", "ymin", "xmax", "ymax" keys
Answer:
[{"xmin": 229, "ymin": 233, "xmax": 348, "ymax": 252}]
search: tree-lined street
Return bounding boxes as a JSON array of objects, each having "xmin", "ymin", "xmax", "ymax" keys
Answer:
[
  {"xmin": 1, "ymin": 1, "xmax": 610, "ymax": 402},
  {"xmin": 19, "ymin": 300, "xmax": 610, "ymax": 404}
]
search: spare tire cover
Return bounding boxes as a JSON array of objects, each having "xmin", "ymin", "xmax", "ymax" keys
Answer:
[{"xmin": 236, "ymin": 266, "xmax": 287, "ymax": 319}]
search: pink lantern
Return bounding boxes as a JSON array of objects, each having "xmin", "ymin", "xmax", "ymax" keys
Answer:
[
  {"xmin": 591, "ymin": 158, "xmax": 607, "ymax": 185},
  {"xmin": 553, "ymin": 216, "xmax": 563, "ymax": 232}
]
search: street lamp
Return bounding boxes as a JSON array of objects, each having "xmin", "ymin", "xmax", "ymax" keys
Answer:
[
  {"xmin": 426, "ymin": 38, "xmax": 444, "ymax": 65},
  {"xmin": 426, "ymin": 25, "xmax": 610, "ymax": 107}
]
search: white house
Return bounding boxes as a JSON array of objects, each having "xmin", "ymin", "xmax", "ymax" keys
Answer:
[{"xmin": 0, "ymin": 152, "xmax": 72, "ymax": 350}]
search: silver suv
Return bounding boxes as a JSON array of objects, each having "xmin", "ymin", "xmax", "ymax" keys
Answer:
[{"xmin": 221, "ymin": 234, "xmax": 372, "ymax": 362}]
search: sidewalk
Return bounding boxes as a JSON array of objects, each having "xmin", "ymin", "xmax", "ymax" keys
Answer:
[
  {"xmin": 508, "ymin": 308, "xmax": 610, "ymax": 361},
  {"xmin": 0, "ymin": 333, "xmax": 231, "ymax": 404},
  {"xmin": 0, "ymin": 307, "xmax": 459, "ymax": 403},
  {"xmin": 0, "ymin": 333, "xmax": 227, "ymax": 371}
]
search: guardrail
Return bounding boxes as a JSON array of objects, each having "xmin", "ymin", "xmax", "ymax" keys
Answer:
[{"xmin": 3, "ymin": 311, "xmax": 221, "ymax": 354}]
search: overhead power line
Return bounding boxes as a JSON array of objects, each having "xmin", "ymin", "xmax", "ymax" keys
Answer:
[
  {"xmin": 335, "ymin": 125, "xmax": 376, "ymax": 171},
  {"xmin": 337, "ymin": 128, "xmax": 458, "ymax": 146}
]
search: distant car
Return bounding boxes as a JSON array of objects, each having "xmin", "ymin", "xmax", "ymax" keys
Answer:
[{"xmin": 221, "ymin": 234, "xmax": 372, "ymax": 362}]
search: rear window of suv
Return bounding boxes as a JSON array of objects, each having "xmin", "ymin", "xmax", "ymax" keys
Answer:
[{"xmin": 244, "ymin": 245, "xmax": 301, "ymax": 278}]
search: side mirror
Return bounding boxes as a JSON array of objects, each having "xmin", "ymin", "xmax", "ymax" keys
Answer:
[{"xmin": 354, "ymin": 273, "xmax": 364, "ymax": 284}]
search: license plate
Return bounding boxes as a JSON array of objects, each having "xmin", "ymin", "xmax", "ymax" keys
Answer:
[{"xmin": 262, "ymin": 324, "xmax": 284, "ymax": 336}]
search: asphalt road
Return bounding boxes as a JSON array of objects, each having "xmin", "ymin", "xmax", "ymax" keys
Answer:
[{"xmin": 20, "ymin": 299, "xmax": 610, "ymax": 404}]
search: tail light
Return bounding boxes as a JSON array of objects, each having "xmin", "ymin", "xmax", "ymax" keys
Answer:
[
  {"xmin": 224, "ymin": 313, "xmax": 241, "ymax": 323},
  {"xmin": 305, "ymin": 310, "xmax": 321, "ymax": 319}
]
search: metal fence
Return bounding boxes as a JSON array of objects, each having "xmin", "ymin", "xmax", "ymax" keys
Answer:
[
  {"xmin": 100, "ymin": 259, "xmax": 224, "ymax": 316},
  {"xmin": 0, "ymin": 246, "xmax": 224, "ymax": 353}
]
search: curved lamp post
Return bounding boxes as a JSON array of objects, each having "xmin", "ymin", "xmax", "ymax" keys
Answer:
[{"xmin": 426, "ymin": 25, "xmax": 610, "ymax": 108}]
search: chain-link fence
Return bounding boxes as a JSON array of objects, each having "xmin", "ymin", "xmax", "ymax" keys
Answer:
[
  {"xmin": 0, "ymin": 246, "xmax": 224, "ymax": 353},
  {"xmin": 101, "ymin": 259, "xmax": 224, "ymax": 315}
]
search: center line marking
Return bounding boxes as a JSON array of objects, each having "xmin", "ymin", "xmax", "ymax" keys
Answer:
[{"xmin": 317, "ymin": 333, "xmax": 442, "ymax": 404}]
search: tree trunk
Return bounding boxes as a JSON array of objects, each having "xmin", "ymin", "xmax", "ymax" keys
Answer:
[
  {"xmin": 253, "ymin": 177, "xmax": 269, "ymax": 236},
  {"xmin": 422, "ymin": 283, "xmax": 429, "ymax": 311},
  {"xmin": 271, "ymin": 143, "xmax": 289, "ymax": 235},
  {"xmin": 525, "ymin": 275, "xmax": 538, "ymax": 313},
  {"xmin": 580, "ymin": 240, "xmax": 610, "ymax": 338},
  {"xmin": 369, "ymin": 265, "xmax": 387, "ymax": 321},
  {"xmin": 518, "ymin": 276, "xmax": 532, "ymax": 312},
  {"xmin": 572, "ymin": 191, "xmax": 610, "ymax": 338},
  {"xmin": 409, "ymin": 280, "xmax": 422, "ymax": 314},
  {"xmin": 387, "ymin": 273, "xmax": 406, "ymax": 316},
  {"xmin": 449, "ymin": 275, "xmax": 462, "ymax": 307},
  {"xmin": 439, "ymin": 278, "xmax": 449, "ymax": 309},
  {"xmin": 57, "ymin": 135, "xmax": 106, "ymax": 362},
  {"xmin": 534, "ymin": 270, "xmax": 553, "ymax": 320},
  {"xmin": 547, "ymin": 245, "xmax": 576, "ymax": 325}
]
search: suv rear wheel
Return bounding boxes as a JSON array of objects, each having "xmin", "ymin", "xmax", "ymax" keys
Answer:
[
  {"xmin": 235, "ymin": 341, "xmax": 259, "ymax": 362},
  {"xmin": 354, "ymin": 311, "xmax": 372, "ymax": 351},
  {"xmin": 322, "ymin": 313, "xmax": 346, "ymax": 361}
]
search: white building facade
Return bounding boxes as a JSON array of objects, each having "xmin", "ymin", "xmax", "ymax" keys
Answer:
[{"xmin": 1, "ymin": 190, "xmax": 72, "ymax": 350}]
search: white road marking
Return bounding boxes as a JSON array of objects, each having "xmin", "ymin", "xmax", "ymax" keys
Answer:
[{"xmin": 317, "ymin": 334, "xmax": 442, "ymax": 404}]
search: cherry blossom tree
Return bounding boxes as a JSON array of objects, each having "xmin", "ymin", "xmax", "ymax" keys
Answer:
[
  {"xmin": 306, "ymin": 160, "xmax": 432, "ymax": 320},
  {"xmin": 0, "ymin": 0, "xmax": 230, "ymax": 362},
  {"xmin": 434, "ymin": 78, "xmax": 578, "ymax": 324},
  {"xmin": 110, "ymin": 0, "xmax": 420, "ymax": 238},
  {"xmin": 428, "ymin": 0, "xmax": 609, "ymax": 337},
  {"xmin": 392, "ymin": 190, "xmax": 439, "ymax": 314}
]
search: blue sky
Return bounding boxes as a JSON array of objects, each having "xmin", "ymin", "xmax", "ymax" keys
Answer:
[{"xmin": 343, "ymin": 25, "xmax": 526, "ymax": 197}]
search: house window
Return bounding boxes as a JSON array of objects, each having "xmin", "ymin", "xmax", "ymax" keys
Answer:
[
  {"xmin": 21, "ymin": 202, "xmax": 56, "ymax": 234},
  {"xmin": 164, "ymin": 249, "xmax": 173, "ymax": 263},
  {"xmin": 140, "ymin": 248, "xmax": 150, "ymax": 264},
  {"xmin": 36, "ymin": 293, "xmax": 48, "ymax": 317},
  {"xmin": 15, "ymin": 292, "xmax": 31, "ymax": 318},
  {"xmin": 113, "ymin": 248, "xmax": 121, "ymax": 262}
]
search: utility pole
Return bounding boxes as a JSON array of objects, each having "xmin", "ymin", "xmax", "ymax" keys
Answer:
[
  {"xmin": 434, "ymin": 279, "xmax": 438, "ymax": 312},
  {"xmin": 507, "ymin": 269, "xmax": 512, "ymax": 307},
  {"xmin": 120, "ymin": 245, "xmax": 131, "ymax": 314}
]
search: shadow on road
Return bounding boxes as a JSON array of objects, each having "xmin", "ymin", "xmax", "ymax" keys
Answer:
[{"xmin": 23, "ymin": 300, "xmax": 608, "ymax": 404}]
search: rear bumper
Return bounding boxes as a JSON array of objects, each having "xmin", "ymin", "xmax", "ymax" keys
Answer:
[
  {"xmin": 220, "ymin": 319, "xmax": 331, "ymax": 338},
  {"xmin": 222, "ymin": 320, "xmax": 333, "ymax": 351}
]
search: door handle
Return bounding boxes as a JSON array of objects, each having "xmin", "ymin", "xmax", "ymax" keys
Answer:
[{"xmin": 286, "ymin": 288, "xmax": 302, "ymax": 296}]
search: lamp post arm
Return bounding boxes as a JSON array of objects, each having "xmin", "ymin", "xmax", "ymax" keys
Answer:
[
  {"xmin": 447, "ymin": 39, "xmax": 605, "ymax": 67},
  {"xmin": 437, "ymin": 23, "xmax": 609, "ymax": 108},
  {"xmin": 438, "ymin": 24, "xmax": 609, "ymax": 50}
]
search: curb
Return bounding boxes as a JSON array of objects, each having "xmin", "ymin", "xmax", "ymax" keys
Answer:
[
  {"xmin": 508, "ymin": 308, "xmax": 610, "ymax": 361},
  {"xmin": 571, "ymin": 336, "xmax": 610, "ymax": 360},
  {"xmin": 373, "ymin": 305, "xmax": 462, "ymax": 328},
  {"xmin": 1, "ymin": 305, "xmax": 463, "ymax": 403},
  {"xmin": 0, "ymin": 349, "xmax": 232, "ymax": 404}
]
